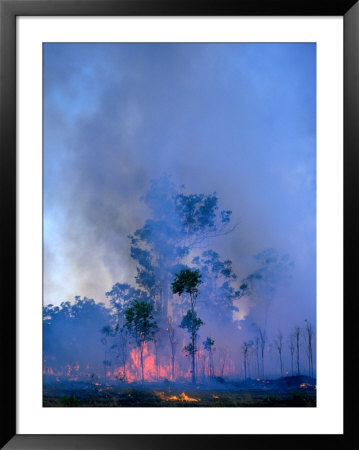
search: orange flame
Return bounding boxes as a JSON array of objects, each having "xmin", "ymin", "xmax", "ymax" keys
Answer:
[{"xmin": 155, "ymin": 391, "xmax": 200, "ymax": 402}]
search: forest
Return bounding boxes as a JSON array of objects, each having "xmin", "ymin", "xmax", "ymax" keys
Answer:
[{"xmin": 43, "ymin": 177, "xmax": 316, "ymax": 407}]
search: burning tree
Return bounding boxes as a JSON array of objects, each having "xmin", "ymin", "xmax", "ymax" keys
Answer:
[
  {"xmin": 113, "ymin": 323, "xmax": 129, "ymax": 381},
  {"xmin": 203, "ymin": 337, "xmax": 215, "ymax": 378},
  {"xmin": 124, "ymin": 300, "xmax": 158, "ymax": 383},
  {"xmin": 106, "ymin": 283, "xmax": 149, "ymax": 382},
  {"xmin": 172, "ymin": 268, "xmax": 203, "ymax": 385}
]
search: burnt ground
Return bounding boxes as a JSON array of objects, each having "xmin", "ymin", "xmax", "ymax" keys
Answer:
[{"xmin": 43, "ymin": 375, "xmax": 316, "ymax": 407}]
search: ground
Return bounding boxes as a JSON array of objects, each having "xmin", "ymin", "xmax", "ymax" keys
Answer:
[{"xmin": 43, "ymin": 376, "xmax": 316, "ymax": 407}]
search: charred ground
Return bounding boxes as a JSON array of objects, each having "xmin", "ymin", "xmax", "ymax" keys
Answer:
[{"xmin": 43, "ymin": 375, "xmax": 316, "ymax": 407}]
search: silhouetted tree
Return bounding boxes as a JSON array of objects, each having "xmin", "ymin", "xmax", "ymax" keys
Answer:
[
  {"xmin": 304, "ymin": 320, "xmax": 315, "ymax": 378},
  {"xmin": 293, "ymin": 326, "xmax": 301, "ymax": 375},
  {"xmin": 242, "ymin": 341, "xmax": 249, "ymax": 380},
  {"xmin": 101, "ymin": 325, "xmax": 115, "ymax": 382},
  {"xmin": 203, "ymin": 337, "xmax": 215, "ymax": 378},
  {"xmin": 274, "ymin": 330, "xmax": 284, "ymax": 377},
  {"xmin": 114, "ymin": 323, "xmax": 129, "ymax": 381},
  {"xmin": 172, "ymin": 268, "xmax": 203, "ymax": 385},
  {"xmin": 129, "ymin": 176, "xmax": 234, "ymax": 317},
  {"xmin": 288, "ymin": 332, "xmax": 295, "ymax": 376},
  {"xmin": 124, "ymin": 300, "xmax": 158, "ymax": 383},
  {"xmin": 166, "ymin": 316, "xmax": 177, "ymax": 380},
  {"xmin": 258, "ymin": 328, "xmax": 267, "ymax": 378}
]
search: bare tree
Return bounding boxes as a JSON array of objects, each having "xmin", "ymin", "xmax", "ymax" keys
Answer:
[
  {"xmin": 219, "ymin": 347, "xmax": 229, "ymax": 377},
  {"xmin": 154, "ymin": 337, "xmax": 160, "ymax": 381},
  {"xmin": 304, "ymin": 320, "xmax": 315, "ymax": 378},
  {"xmin": 255, "ymin": 336, "xmax": 260, "ymax": 378},
  {"xmin": 288, "ymin": 332, "xmax": 295, "ymax": 376},
  {"xmin": 166, "ymin": 316, "xmax": 177, "ymax": 381},
  {"xmin": 101, "ymin": 325, "xmax": 114, "ymax": 383},
  {"xmin": 274, "ymin": 330, "xmax": 284, "ymax": 377},
  {"xmin": 203, "ymin": 337, "xmax": 215, "ymax": 378},
  {"xmin": 294, "ymin": 326, "xmax": 301, "ymax": 375},
  {"xmin": 115, "ymin": 324, "xmax": 128, "ymax": 381},
  {"xmin": 258, "ymin": 328, "xmax": 267, "ymax": 378},
  {"xmin": 242, "ymin": 341, "xmax": 249, "ymax": 380}
]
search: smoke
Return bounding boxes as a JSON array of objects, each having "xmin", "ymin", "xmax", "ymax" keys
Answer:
[{"xmin": 43, "ymin": 43, "xmax": 316, "ymax": 380}]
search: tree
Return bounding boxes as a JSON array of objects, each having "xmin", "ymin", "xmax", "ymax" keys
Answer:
[
  {"xmin": 254, "ymin": 336, "xmax": 260, "ymax": 378},
  {"xmin": 203, "ymin": 337, "xmax": 215, "ymax": 378},
  {"xmin": 274, "ymin": 330, "xmax": 284, "ymax": 377},
  {"xmin": 258, "ymin": 328, "xmax": 267, "ymax": 378},
  {"xmin": 172, "ymin": 268, "xmax": 203, "ymax": 385},
  {"xmin": 294, "ymin": 326, "xmax": 301, "ymax": 375},
  {"xmin": 242, "ymin": 341, "xmax": 249, "ymax": 380},
  {"xmin": 166, "ymin": 317, "xmax": 177, "ymax": 380},
  {"xmin": 106, "ymin": 283, "xmax": 148, "ymax": 382},
  {"xmin": 124, "ymin": 300, "xmax": 158, "ymax": 383},
  {"xmin": 192, "ymin": 250, "xmax": 240, "ymax": 327},
  {"xmin": 129, "ymin": 176, "xmax": 234, "ymax": 318},
  {"xmin": 114, "ymin": 323, "xmax": 129, "ymax": 381},
  {"xmin": 288, "ymin": 332, "xmax": 295, "ymax": 376},
  {"xmin": 304, "ymin": 320, "xmax": 315, "ymax": 378},
  {"xmin": 101, "ymin": 325, "xmax": 114, "ymax": 382}
]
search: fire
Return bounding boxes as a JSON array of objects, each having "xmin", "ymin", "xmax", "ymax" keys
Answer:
[
  {"xmin": 300, "ymin": 383, "xmax": 312, "ymax": 388},
  {"xmin": 155, "ymin": 391, "xmax": 200, "ymax": 402},
  {"xmin": 212, "ymin": 395, "xmax": 219, "ymax": 399}
]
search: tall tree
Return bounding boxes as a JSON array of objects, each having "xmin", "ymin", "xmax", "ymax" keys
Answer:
[
  {"xmin": 288, "ymin": 332, "xmax": 295, "ymax": 376},
  {"xmin": 274, "ymin": 330, "xmax": 284, "ymax": 377},
  {"xmin": 166, "ymin": 317, "xmax": 177, "ymax": 381},
  {"xmin": 242, "ymin": 341, "xmax": 249, "ymax": 380},
  {"xmin": 192, "ymin": 250, "xmax": 240, "ymax": 327},
  {"xmin": 129, "ymin": 176, "xmax": 234, "ymax": 317},
  {"xmin": 203, "ymin": 337, "xmax": 215, "ymax": 378},
  {"xmin": 304, "ymin": 320, "xmax": 315, "ymax": 378},
  {"xmin": 172, "ymin": 268, "xmax": 203, "ymax": 385},
  {"xmin": 124, "ymin": 300, "xmax": 158, "ymax": 383},
  {"xmin": 258, "ymin": 328, "xmax": 267, "ymax": 378},
  {"xmin": 113, "ymin": 323, "xmax": 129, "ymax": 381},
  {"xmin": 100, "ymin": 325, "xmax": 114, "ymax": 382},
  {"xmin": 294, "ymin": 326, "xmax": 301, "ymax": 375}
]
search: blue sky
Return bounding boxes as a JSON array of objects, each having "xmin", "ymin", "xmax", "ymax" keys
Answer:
[{"xmin": 43, "ymin": 43, "xmax": 316, "ymax": 334}]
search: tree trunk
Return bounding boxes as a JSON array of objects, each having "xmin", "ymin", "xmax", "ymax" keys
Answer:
[
  {"xmin": 171, "ymin": 355, "xmax": 175, "ymax": 380},
  {"xmin": 191, "ymin": 331, "xmax": 196, "ymax": 385},
  {"xmin": 140, "ymin": 344, "xmax": 144, "ymax": 384}
]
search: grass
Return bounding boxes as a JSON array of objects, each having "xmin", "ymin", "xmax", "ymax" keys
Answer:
[{"xmin": 43, "ymin": 383, "xmax": 316, "ymax": 407}]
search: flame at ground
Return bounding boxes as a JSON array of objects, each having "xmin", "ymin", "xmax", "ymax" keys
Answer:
[
  {"xmin": 300, "ymin": 383, "xmax": 312, "ymax": 388},
  {"xmin": 155, "ymin": 391, "xmax": 200, "ymax": 402}
]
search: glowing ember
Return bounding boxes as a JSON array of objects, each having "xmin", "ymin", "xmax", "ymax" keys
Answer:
[{"xmin": 155, "ymin": 391, "xmax": 200, "ymax": 402}]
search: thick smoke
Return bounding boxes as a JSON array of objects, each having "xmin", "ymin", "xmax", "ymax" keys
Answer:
[{"xmin": 43, "ymin": 43, "xmax": 316, "ymax": 382}]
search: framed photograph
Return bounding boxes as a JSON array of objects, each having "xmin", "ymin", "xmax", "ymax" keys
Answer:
[{"xmin": 1, "ymin": 1, "xmax": 356, "ymax": 448}]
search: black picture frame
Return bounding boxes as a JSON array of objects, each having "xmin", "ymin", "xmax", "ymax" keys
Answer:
[{"xmin": 1, "ymin": 1, "xmax": 357, "ymax": 448}]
